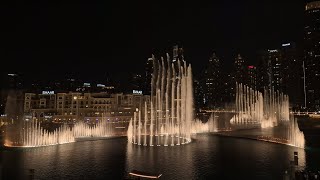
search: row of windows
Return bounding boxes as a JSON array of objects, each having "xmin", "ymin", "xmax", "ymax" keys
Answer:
[
  {"xmin": 56, "ymin": 105, "xmax": 112, "ymax": 108},
  {"xmin": 57, "ymin": 100, "xmax": 112, "ymax": 104}
]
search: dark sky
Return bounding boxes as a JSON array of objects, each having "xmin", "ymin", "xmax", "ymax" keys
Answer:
[{"xmin": 1, "ymin": 1, "xmax": 306, "ymax": 84}]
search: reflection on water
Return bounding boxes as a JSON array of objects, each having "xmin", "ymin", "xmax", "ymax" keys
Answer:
[
  {"xmin": 126, "ymin": 139, "xmax": 196, "ymax": 179},
  {"xmin": 0, "ymin": 135, "xmax": 319, "ymax": 179}
]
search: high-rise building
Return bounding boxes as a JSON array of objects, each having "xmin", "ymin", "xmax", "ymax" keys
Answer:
[
  {"xmin": 234, "ymin": 54, "xmax": 247, "ymax": 85},
  {"xmin": 247, "ymin": 65, "xmax": 257, "ymax": 89},
  {"xmin": 144, "ymin": 57, "xmax": 153, "ymax": 95},
  {"xmin": 304, "ymin": 1, "xmax": 320, "ymax": 110},
  {"xmin": 221, "ymin": 73, "xmax": 234, "ymax": 107},
  {"xmin": 268, "ymin": 49, "xmax": 282, "ymax": 91},
  {"xmin": 200, "ymin": 52, "xmax": 222, "ymax": 109},
  {"xmin": 281, "ymin": 43, "xmax": 303, "ymax": 108},
  {"xmin": 258, "ymin": 48, "xmax": 286, "ymax": 92},
  {"xmin": 256, "ymin": 55, "xmax": 269, "ymax": 92},
  {"xmin": 257, "ymin": 43, "xmax": 302, "ymax": 107},
  {"xmin": 193, "ymin": 78, "xmax": 202, "ymax": 112},
  {"xmin": 131, "ymin": 73, "xmax": 143, "ymax": 92}
]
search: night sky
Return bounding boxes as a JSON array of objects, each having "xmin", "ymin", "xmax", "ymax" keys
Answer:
[{"xmin": 1, "ymin": 1, "xmax": 306, "ymax": 85}]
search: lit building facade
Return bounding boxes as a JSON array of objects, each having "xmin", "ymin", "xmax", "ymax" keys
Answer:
[
  {"xmin": 281, "ymin": 43, "xmax": 303, "ymax": 109},
  {"xmin": 131, "ymin": 73, "xmax": 143, "ymax": 93},
  {"xmin": 258, "ymin": 48, "xmax": 286, "ymax": 92},
  {"xmin": 304, "ymin": 1, "xmax": 320, "ymax": 110},
  {"xmin": 234, "ymin": 54, "xmax": 247, "ymax": 85},
  {"xmin": 200, "ymin": 53, "xmax": 222, "ymax": 109},
  {"xmin": 247, "ymin": 65, "xmax": 257, "ymax": 89},
  {"xmin": 193, "ymin": 78, "xmax": 202, "ymax": 112},
  {"xmin": 257, "ymin": 43, "xmax": 302, "ymax": 107},
  {"xmin": 23, "ymin": 91, "xmax": 150, "ymax": 123}
]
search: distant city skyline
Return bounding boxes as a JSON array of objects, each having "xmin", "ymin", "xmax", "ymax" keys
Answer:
[{"xmin": 1, "ymin": 1, "xmax": 305, "ymax": 84}]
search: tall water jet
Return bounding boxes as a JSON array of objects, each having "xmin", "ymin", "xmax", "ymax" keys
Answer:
[
  {"xmin": 4, "ymin": 116, "xmax": 116, "ymax": 148},
  {"xmin": 208, "ymin": 113, "xmax": 218, "ymax": 132},
  {"xmin": 230, "ymin": 82, "xmax": 290, "ymax": 129},
  {"xmin": 127, "ymin": 54, "xmax": 194, "ymax": 146},
  {"xmin": 4, "ymin": 120, "xmax": 75, "ymax": 147},
  {"xmin": 288, "ymin": 116, "xmax": 305, "ymax": 148},
  {"xmin": 127, "ymin": 118, "xmax": 133, "ymax": 143},
  {"xmin": 231, "ymin": 83, "xmax": 263, "ymax": 127}
]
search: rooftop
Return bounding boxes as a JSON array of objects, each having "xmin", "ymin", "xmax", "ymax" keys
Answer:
[{"xmin": 306, "ymin": 1, "xmax": 320, "ymax": 11}]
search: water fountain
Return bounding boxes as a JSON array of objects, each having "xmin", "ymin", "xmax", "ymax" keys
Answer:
[
  {"xmin": 257, "ymin": 116, "xmax": 305, "ymax": 149},
  {"xmin": 127, "ymin": 54, "xmax": 193, "ymax": 146},
  {"xmin": 287, "ymin": 117, "xmax": 305, "ymax": 148},
  {"xmin": 261, "ymin": 86, "xmax": 290, "ymax": 128},
  {"xmin": 73, "ymin": 119, "xmax": 114, "ymax": 138},
  {"xmin": 230, "ymin": 82, "xmax": 290, "ymax": 129},
  {"xmin": 191, "ymin": 119, "xmax": 209, "ymax": 134},
  {"xmin": 208, "ymin": 113, "xmax": 219, "ymax": 132},
  {"xmin": 4, "ymin": 116, "xmax": 115, "ymax": 147},
  {"xmin": 231, "ymin": 82, "xmax": 263, "ymax": 126},
  {"xmin": 4, "ymin": 120, "xmax": 75, "ymax": 147}
]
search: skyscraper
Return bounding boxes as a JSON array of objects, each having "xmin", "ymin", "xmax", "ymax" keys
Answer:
[
  {"xmin": 267, "ymin": 49, "xmax": 282, "ymax": 91},
  {"xmin": 257, "ymin": 43, "xmax": 302, "ymax": 107},
  {"xmin": 304, "ymin": 1, "xmax": 320, "ymax": 110},
  {"xmin": 281, "ymin": 43, "xmax": 302, "ymax": 109},
  {"xmin": 193, "ymin": 78, "xmax": 202, "ymax": 112},
  {"xmin": 258, "ymin": 48, "xmax": 287, "ymax": 92},
  {"xmin": 144, "ymin": 57, "xmax": 153, "ymax": 95},
  {"xmin": 247, "ymin": 65, "xmax": 257, "ymax": 89},
  {"xmin": 200, "ymin": 52, "xmax": 222, "ymax": 109},
  {"xmin": 256, "ymin": 54, "xmax": 269, "ymax": 92},
  {"xmin": 131, "ymin": 73, "xmax": 143, "ymax": 92},
  {"xmin": 234, "ymin": 54, "xmax": 247, "ymax": 85}
]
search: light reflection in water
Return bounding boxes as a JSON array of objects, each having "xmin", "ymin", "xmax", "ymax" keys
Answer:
[{"xmin": 0, "ymin": 135, "xmax": 317, "ymax": 179}]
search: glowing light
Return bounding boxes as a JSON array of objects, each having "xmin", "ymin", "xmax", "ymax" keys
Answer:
[
  {"xmin": 282, "ymin": 43, "xmax": 291, "ymax": 47},
  {"xmin": 97, "ymin": 84, "xmax": 105, "ymax": 87},
  {"xmin": 128, "ymin": 56, "xmax": 193, "ymax": 147},
  {"xmin": 268, "ymin": 49, "xmax": 278, "ymax": 53},
  {"xmin": 42, "ymin": 91, "xmax": 54, "ymax": 95},
  {"xmin": 133, "ymin": 90, "xmax": 143, "ymax": 94}
]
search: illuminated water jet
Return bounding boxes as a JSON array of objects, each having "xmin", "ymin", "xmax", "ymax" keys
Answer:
[
  {"xmin": 127, "ymin": 55, "xmax": 193, "ymax": 146},
  {"xmin": 230, "ymin": 83, "xmax": 289, "ymax": 128},
  {"xmin": 4, "ymin": 117, "xmax": 115, "ymax": 148}
]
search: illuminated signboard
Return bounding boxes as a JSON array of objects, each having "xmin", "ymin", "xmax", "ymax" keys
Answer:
[
  {"xmin": 97, "ymin": 84, "xmax": 105, "ymax": 87},
  {"xmin": 133, "ymin": 90, "xmax": 143, "ymax": 94},
  {"xmin": 42, "ymin": 91, "xmax": 54, "ymax": 95},
  {"xmin": 8, "ymin": 73, "xmax": 18, "ymax": 77},
  {"xmin": 282, "ymin": 43, "xmax": 291, "ymax": 47},
  {"xmin": 248, "ymin": 66, "xmax": 255, "ymax": 69},
  {"xmin": 268, "ymin": 49, "xmax": 278, "ymax": 53},
  {"xmin": 83, "ymin": 83, "xmax": 91, "ymax": 87}
]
